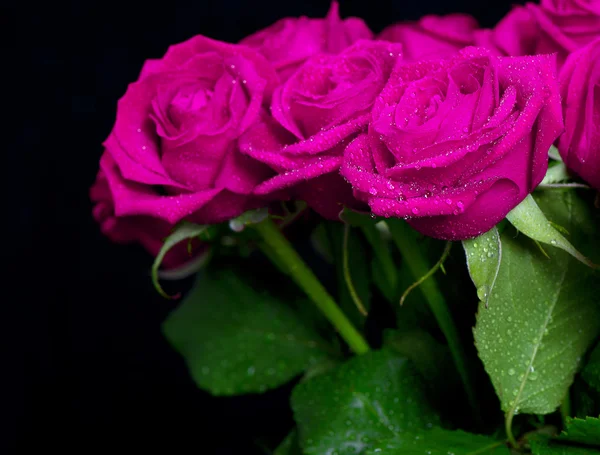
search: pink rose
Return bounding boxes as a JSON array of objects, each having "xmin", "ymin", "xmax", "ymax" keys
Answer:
[
  {"xmin": 240, "ymin": 1, "xmax": 373, "ymax": 81},
  {"xmin": 239, "ymin": 40, "xmax": 402, "ymax": 219},
  {"xmin": 484, "ymin": 1, "xmax": 600, "ymax": 68},
  {"xmin": 90, "ymin": 165, "xmax": 198, "ymax": 269},
  {"xmin": 379, "ymin": 14, "xmax": 480, "ymax": 61},
  {"xmin": 93, "ymin": 35, "xmax": 279, "ymax": 229},
  {"xmin": 557, "ymin": 38, "xmax": 600, "ymax": 190},
  {"xmin": 341, "ymin": 48, "xmax": 564, "ymax": 241}
]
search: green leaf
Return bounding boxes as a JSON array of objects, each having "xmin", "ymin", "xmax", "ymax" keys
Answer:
[
  {"xmin": 364, "ymin": 428, "xmax": 509, "ymax": 454},
  {"xmin": 542, "ymin": 162, "xmax": 570, "ymax": 185},
  {"xmin": 152, "ymin": 222, "xmax": 208, "ymax": 298},
  {"xmin": 474, "ymin": 192, "xmax": 600, "ymax": 422},
  {"xmin": 291, "ymin": 349, "xmax": 439, "ymax": 455},
  {"xmin": 506, "ymin": 194, "xmax": 596, "ymax": 268},
  {"xmin": 557, "ymin": 417, "xmax": 600, "ymax": 446},
  {"xmin": 301, "ymin": 357, "xmax": 340, "ymax": 382},
  {"xmin": 548, "ymin": 145, "xmax": 563, "ymax": 162},
  {"xmin": 384, "ymin": 329, "xmax": 460, "ymax": 407},
  {"xmin": 530, "ymin": 435, "xmax": 598, "ymax": 454},
  {"xmin": 583, "ymin": 343, "xmax": 600, "ymax": 394},
  {"xmin": 274, "ymin": 430, "xmax": 302, "ymax": 455},
  {"xmin": 162, "ymin": 266, "xmax": 335, "ymax": 395},
  {"xmin": 463, "ymin": 226, "xmax": 501, "ymax": 307}
]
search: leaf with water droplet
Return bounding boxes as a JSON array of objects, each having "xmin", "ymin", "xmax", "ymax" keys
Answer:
[
  {"xmin": 475, "ymin": 191, "xmax": 600, "ymax": 431},
  {"xmin": 384, "ymin": 329, "xmax": 461, "ymax": 412},
  {"xmin": 364, "ymin": 428, "xmax": 509, "ymax": 454},
  {"xmin": 163, "ymin": 262, "xmax": 337, "ymax": 395},
  {"xmin": 291, "ymin": 349, "xmax": 439, "ymax": 455},
  {"xmin": 152, "ymin": 222, "xmax": 209, "ymax": 299},
  {"xmin": 506, "ymin": 194, "xmax": 596, "ymax": 269},
  {"xmin": 463, "ymin": 226, "xmax": 501, "ymax": 308}
]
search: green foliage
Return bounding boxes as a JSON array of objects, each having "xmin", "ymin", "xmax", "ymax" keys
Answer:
[
  {"xmin": 530, "ymin": 436, "xmax": 599, "ymax": 454},
  {"xmin": 557, "ymin": 417, "xmax": 600, "ymax": 446},
  {"xmin": 506, "ymin": 194, "xmax": 595, "ymax": 268},
  {"xmin": 364, "ymin": 428, "xmax": 510, "ymax": 454},
  {"xmin": 291, "ymin": 349, "xmax": 439, "ymax": 455},
  {"xmin": 530, "ymin": 417, "xmax": 600, "ymax": 454},
  {"xmin": 151, "ymin": 222, "xmax": 209, "ymax": 298},
  {"xmin": 384, "ymin": 329, "xmax": 460, "ymax": 407},
  {"xmin": 155, "ymin": 190, "xmax": 600, "ymax": 454},
  {"xmin": 162, "ymin": 264, "xmax": 338, "ymax": 395},
  {"xmin": 474, "ymin": 192, "xmax": 600, "ymax": 426},
  {"xmin": 463, "ymin": 226, "xmax": 501, "ymax": 307}
]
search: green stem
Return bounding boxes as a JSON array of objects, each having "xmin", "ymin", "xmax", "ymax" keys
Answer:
[
  {"xmin": 505, "ymin": 416, "xmax": 518, "ymax": 448},
  {"xmin": 386, "ymin": 219, "xmax": 480, "ymax": 421},
  {"xmin": 253, "ymin": 217, "xmax": 370, "ymax": 355}
]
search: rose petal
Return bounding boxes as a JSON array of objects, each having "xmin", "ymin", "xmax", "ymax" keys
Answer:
[
  {"xmin": 100, "ymin": 153, "xmax": 220, "ymax": 224},
  {"xmin": 253, "ymin": 156, "xmax": 343, "ymax": 195}
]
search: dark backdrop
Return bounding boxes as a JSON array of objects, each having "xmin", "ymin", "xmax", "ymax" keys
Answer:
[{"xmin": 7, "ymin": 0, "xmax": 522, "ymax": 452}]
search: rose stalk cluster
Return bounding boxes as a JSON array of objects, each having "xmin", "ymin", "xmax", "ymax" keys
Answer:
[{"xmin": 91, "ymin": 1, "xmax": 600, "ymax": 266}]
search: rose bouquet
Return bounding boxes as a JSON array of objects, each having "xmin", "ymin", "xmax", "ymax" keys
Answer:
[{"xmin": 91, "ymin": 1, "xmax": 600, "ymax": 452}]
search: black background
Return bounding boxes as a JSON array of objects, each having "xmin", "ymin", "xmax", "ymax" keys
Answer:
[{"xmin": 7, "ymin": 0, "xmax": 523, "ymax": 452}]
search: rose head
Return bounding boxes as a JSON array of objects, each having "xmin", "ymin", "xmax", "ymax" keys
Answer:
[
  {"xmin": 90, "ymin": 166, "xmax": 199, "ymax": 268},
  {"xmin": 558, "ymin": 38, "xmax": 600, "ymax": 190},
  {"xmin": 239, "ymin": 40, "xmax": 402, "ymax": 219},
  {"xmin": 485, "ymin": 0, "xmax": 600, "ymax": 68},
  {"xmin": 94, "ymin": 35, "xmax": 279, "ymax": 229},
  {"xmin": 341, "ymin": 48, "xmax": 564, "ymax": 240},
  {"xmin": 379, "ymin": 14, "xmax": 480, "ymax": 61},
  {"xmin": 240, "ymin": 1, "xmax": 373, "ymax": 82}
]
